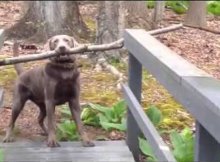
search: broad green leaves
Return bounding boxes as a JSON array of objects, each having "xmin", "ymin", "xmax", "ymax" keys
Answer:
[
  {"xmin": 147, "ymin": 1, "xmax": 220, "ymax": 16},
  {"xmin": 139, "ymin": 105, "xmax": 162, "ymax": 162},
  {"xmin": 207, "ymin": 1, "xmax": 220, "ymax": 15},
  {"xmin": 86, "ymin": 100, "xmax": 127, "ymax": 131},
  {"xmin": 146, "ymin": 105, "xmax": 162, "ymax": 127},
  {"xmin": 56, "ymin": 120, "xmax": 79, "ymax": 141},
  {"xmin": 170, "ymin": 128, "xmax": 194, "ymax": 162},
  {"xmin": 0, "ymin": 149, "xmax": 3, "ymax": 162},
  {"xmin": 58, "ymin": 100, "xmax": 127, "ymax": 138},
  {"xmin": 139, "ymin": 137, "xmax": 157, "ymax": 162}
]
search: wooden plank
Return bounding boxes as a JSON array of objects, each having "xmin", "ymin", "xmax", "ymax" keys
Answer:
[
  {"xmin": 195, "ymin": 122, "xmax": 220, "ymax": 161},
  {"xmin": 0, "ymin": 29, "xmax": 5, "ymax": 109},
  {"xmin": 123, "ymin": 84, "xmax": 176, "ymax": 162},
  {"xmin": 3, "ymin": 152, "xmax": 133, "ymax": 161},
  {"xmin": 124, "ymin": 29, "xmax": 220, "ymax": 143},
  {"xmin": 127, "ymin": 53, "xmax": 142, "ymax": 161},
  {"xmin": 0, "ymin": 29, "xmax": 4, "ymax": 50},
  {"xmin": 0, "ymin": 87, "xmax": 3, "ymax": 108},
  {"xmin": 0, "ymin": 140, "xmax": 127, "ymax": 148},
  {"xmin": 2, "ymin": 145, "xmax": 130, "ymax": 153},
  {"xmin": 1, "ymin": 140, "xmax": 135, "ymax": 162}
]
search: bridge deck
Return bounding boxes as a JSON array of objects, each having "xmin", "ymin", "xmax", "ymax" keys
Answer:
[{"xmin": 0, "ymin": 140, "xmax": 135, "ymax": 162}]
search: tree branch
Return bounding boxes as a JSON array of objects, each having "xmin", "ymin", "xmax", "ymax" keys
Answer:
[
  {"xmin": 0, "ymin": 23, "xmax": 183, "ymax": 66},
  {"xmin": 184, "ymin": 24, "xmax": 220, "ymax": 34}
]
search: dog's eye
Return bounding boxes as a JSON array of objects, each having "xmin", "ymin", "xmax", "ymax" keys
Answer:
[
  {"xmin": 63, "ymin": 38, "xmax": 69, "ymax": 43},
  {"xmin": 54, "ymin": 39, "xmax": 58, "ymax": 44}
]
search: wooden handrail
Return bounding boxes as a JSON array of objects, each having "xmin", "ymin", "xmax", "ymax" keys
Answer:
[{"xmin": 124, "ymin": 29, "xmax": 220, "ymax": 162}]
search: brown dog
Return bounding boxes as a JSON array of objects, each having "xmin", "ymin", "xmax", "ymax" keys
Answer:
[{"xmin": 3, "ymin": 35, "xmax": 95, "ymax": 147}]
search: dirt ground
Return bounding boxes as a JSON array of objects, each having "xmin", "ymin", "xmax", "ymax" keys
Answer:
[{"xmin": 0, "ymin": 1, "xmax": 219, "ymax": 143}]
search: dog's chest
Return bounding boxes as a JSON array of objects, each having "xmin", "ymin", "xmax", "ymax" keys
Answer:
[
  {"xmin": 45, "ymin": 63, "xmax": 79, "ymax": 80},
  {"xmin": 45, "ymin": 63, "xmax": 80, "ymax": 104},
  {"xmin": 54, "ymin": 80, "xmax": 77, "ymax": 101}
]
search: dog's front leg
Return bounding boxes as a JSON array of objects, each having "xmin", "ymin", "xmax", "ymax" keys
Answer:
[
  {"xmin": 45, "ymin": 100, "xmax": 60, "ymax": 147},
  {"xmin": 69, "ymin": 99, "xmax": 95, "ymax": 147}
]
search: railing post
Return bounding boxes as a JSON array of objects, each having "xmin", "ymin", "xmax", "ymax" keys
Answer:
[
  {"xmin": 195, "ymin": 121, "xmax": 220, "ymax": 161},
  {"xmin": 127, "ymin": 52, "xmax": 142, "ymax": 162}
]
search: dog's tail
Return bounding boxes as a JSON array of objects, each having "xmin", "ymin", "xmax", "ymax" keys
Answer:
[{"xmin": 13, "ymin": 41, "xmax": 24, "ymax": 75}]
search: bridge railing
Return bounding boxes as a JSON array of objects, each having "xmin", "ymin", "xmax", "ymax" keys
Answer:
[
  {"xmin": 0, "ymin": 29, "xmax": 5, "ymax": 109},
  {"xmin": 123, "ymin": 29, "xmax": 220, "ymax": 162}
]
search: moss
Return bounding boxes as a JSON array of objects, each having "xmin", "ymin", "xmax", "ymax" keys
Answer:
[
  {"xmin": 107, "ymin": 61, "xmax": 193, "ymax": 130},
  {"xmin": 81, "ymin": 69, "xmax": 120, "ymax": 107},
  {"xmin": 141, "ymin": 69, "xmax": 193, "ymax": 130},
  {"xmin": 84, "ymin": 17, "xmax": 96, "ymax": 31},
  {"xmin": 109, "ymin": 59, "xmax": 127, "ymax": 73},
  {"xmin": 0, "ymin": 65, "xmax": 17, "ymax": 87}
]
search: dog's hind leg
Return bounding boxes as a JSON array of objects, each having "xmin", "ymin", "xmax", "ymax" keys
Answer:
[
  {"xmin": 68, "ymin": 99, "xmax": 95, "ymax": 147},
  {"xmin": 37, "ymin": 103, "xmax": 48, "ymax": 136},
  {"xmin": 3, "ymin": 95, "xmax": 27, "ymax": 142}
]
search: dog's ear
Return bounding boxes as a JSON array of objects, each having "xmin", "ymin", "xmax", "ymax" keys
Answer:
[
  {"xmin": 44, "ymin": 37, "xmax": 55, "ymax": 51},
  {"xmin": 71, "ymin": 37, "xmax": 79, "ymax": 48}
]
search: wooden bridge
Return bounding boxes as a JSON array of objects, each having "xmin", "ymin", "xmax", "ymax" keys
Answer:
[{"xmin": 0, "ymin": 28, "xmax": 220, "ymax": 162}]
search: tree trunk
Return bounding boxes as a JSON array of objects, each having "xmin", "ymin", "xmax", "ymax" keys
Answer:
[
  {"xmin": 152, "ymin": 1, "xmax": 165, "ymax": 29},
  {"xmin": 95, "ymin": 1, "xmax": 125, "ymax": 60},
  {"xmin": 95, "ymin": 1, "xmax": 150, "ymax": 61},
  {"xmin": 124, "ymin": 1, "xmax": 150, "ymax": 29},
  {"xmin": 6, "ymin": 1, "xmax": 89, "ymax": 42},
  {"xmin": 184, "ymin": 1, "xmax": 207, "ymax": 28}
]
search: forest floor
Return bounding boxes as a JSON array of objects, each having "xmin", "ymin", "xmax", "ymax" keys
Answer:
[{"xmin": 0, "ymin": 1, "xmax": 219, "ymax": 144}]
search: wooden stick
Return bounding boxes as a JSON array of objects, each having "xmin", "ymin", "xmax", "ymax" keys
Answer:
[
  {"xmin": 0, "ymin": 24, "xmax": 183, "ymax": 66},
  {"xmin": 184, "ymin": 24, "xmax": 220, "ymax": 34}
]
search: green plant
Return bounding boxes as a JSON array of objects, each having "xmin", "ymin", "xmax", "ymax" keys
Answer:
[
  {"xmin": 81, "ymin": 107, "xmax": 100, "ymax": 127},
  {"xmin": 139, "ymin": 105, "xmax": 163, "ymax": 161},
  {"xmin": 139, "ymin": 137, "xmax": 157, "ymax": 162},
  {"xmin": 170, "ymin": 127, "xmax": 194, "ymax": 162},
  {"xmin": 166, "ymin": 1, "xmax": 189, "ymax": 14},
  {"xmin": 0, "ymin": 149, "xmax": 4, "ymax": 162},
  {"xmin": 57, "ymin": 100, "xmax": 127, "ymax": 141},
  {"xmin": 59, "ymin": 105, "xmax": 71, "ymax": 118},
  {"xmin": 59, "ymin": 104, "xmax": 100, "ymax": 127},
  {"xmin": 87, "ymin": 100, "xmax": 127, "ymax": 131},
  {"xmin": 207, "ymin": 1, "xmax": 220, "ymax": 15},
  {"xmin": 147, "ymin": 1, "xmax": 155, "ymax": 9},
  {"xmin": 146, "ymin": 105, "xmax": 162, "ymax": 127},
  {"xmin": 56, "ymin": 120, "xmax": 79, "ymax": 141}
]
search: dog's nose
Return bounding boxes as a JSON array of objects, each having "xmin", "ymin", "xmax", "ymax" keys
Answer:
[{"xmin": 59, "ymin": 46, "xmax": 66, "ymax": 51}]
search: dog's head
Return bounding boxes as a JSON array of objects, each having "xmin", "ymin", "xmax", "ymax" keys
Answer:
[{"xmin": 47, "ymin": 35, "xmax": 79, "ymax": 63}]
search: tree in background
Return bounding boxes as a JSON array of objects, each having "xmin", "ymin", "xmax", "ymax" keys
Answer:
[
  {"xmin": 6, "ymin": 1, "xmax": 88, "ymax": 42},
  {"xmin": 152, "ymin": 1, "xmax": 165, "ymax": 29},
  {"xmin": 184, "ymin": 1, "xmax": 207, "ymax": 28},
  {"xmin": 95, "ymin": 1, "xmax": 150, "ymax": 60}
]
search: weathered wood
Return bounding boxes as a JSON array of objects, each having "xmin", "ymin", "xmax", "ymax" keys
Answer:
[
  {"xmin": 0, "ymin": 29, "xmax": 4, "ymax": 49},
  {"xmin": 123, "ymin": 85, "xmax": 176, "ymax": 162},
  {"xmin": 0, "ymin": 140, "xmax": 127, "ymax": 148},
  {"xmin": 0, "ymin": 24, "xmax": 183, "ymax": 66},
  {"xmin": 0, "ymin": 30, "xmax": 5, "ymax": 109},
  {"xmin": 0, "ymin": 39, "xmax": 124, "ymax": 66},
  {"xmin": 0, "ymin": 87, "xmax": 3, "ymax": 108},
  {"xmin": 195, "ymin": 122, "xmax": 220, "ymax": 161},
  {"xmin": 0, "ymin": 141, "xmax": 135, "ymax": 162},
  {"xmin": 124, "ymin": 29, "xmax": 220, "ymax": 142},
  {"xmin": 127, "ymin": 53, "xmax": 142, "ymax": 162},
  {"xmin": 124, "ymin": 29, "xmax": 220, "ymax": 161}
]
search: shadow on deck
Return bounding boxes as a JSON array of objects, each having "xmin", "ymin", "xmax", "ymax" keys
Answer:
[{"xmin": 0, "ymin": 140, "xmax": 135, "ymax": 162}]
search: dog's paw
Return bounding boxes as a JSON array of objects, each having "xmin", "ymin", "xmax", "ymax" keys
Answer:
[
  {"xmin": 47, "ymin": 140, "xmax": 60, "ymax": 147},
  {"xmin": 2, "ymin": 136, "xmax": 14, "ymax": 143},
  {"xmin": 82, "ymin": 140, "xmax": 95, "ymax": 147}
]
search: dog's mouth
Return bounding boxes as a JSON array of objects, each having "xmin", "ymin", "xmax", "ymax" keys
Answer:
[{"xmin": 54, "ymin": 54, "xmax": 73, "ymax": 63}]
